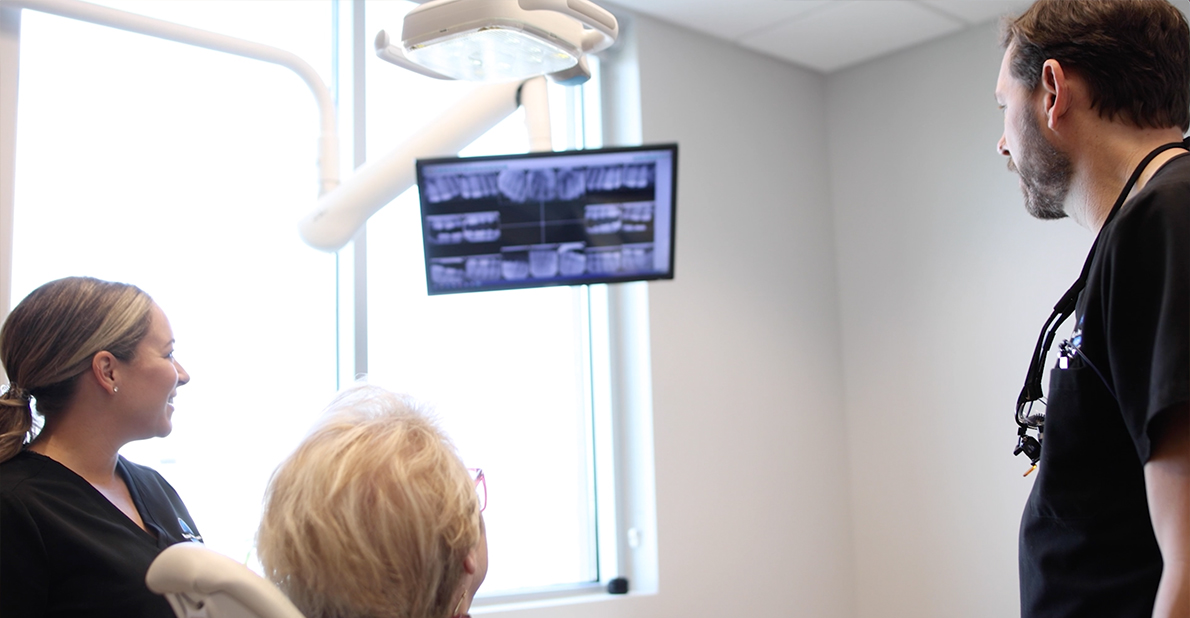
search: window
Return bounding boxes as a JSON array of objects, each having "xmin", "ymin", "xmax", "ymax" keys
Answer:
[
  {"xmin": 5, "ymin": 0, "xmax": 650, "ymax": 599},
  {"xmin": 361, "ymin": 2, "xmax": 609, "ymax": 594}
]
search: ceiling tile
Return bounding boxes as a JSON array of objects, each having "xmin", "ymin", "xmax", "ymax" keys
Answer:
[
  {"xmin": 917, "ymin": 0, "xmax": 1034, "ymax": 25},
  {"xmin": 615, "ymin": 0, "xmax": 829, "ymax": 41},
  {"xmin": 739, "ymin": 0, "xmax": 965, "ymax": 73}
]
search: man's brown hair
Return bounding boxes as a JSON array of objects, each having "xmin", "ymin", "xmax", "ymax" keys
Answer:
[{"xmin": 1002, "ymin": 0, "xmax": 1190, "ymax": 131}]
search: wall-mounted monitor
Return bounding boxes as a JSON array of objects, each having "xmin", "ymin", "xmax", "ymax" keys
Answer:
[{"xmin": 416, "ymin": 144, "xmax": 678, "ymax": 295}]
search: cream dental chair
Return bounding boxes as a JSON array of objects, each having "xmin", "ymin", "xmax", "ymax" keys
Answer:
[{"xmin": 146, "ymin": 543, "xmax": 305, "ymax": 618}]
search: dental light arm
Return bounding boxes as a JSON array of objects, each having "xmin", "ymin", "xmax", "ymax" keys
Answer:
[
  {"xmin": 300, "ymin": 76, "xmax": 553, "ymax": 252},
  {"xmin": 520, "ymin": 76, "xmax": 552, "ymax": 153},
  {"xmin": 0, "ymin": 0, "xmax": 341, "ymax": 196}
]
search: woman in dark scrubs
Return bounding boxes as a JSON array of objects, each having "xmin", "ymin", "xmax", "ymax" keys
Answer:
[{"xmin": 0, "ymin": 276, "xmax": 201, "ymax": 618}]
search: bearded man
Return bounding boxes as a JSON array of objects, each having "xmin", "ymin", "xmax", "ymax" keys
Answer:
[{"xmin": 995, "ymin": 1, "xmax": 1189, "ymax": 617}]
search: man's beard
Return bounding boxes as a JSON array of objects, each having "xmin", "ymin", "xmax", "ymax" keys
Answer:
[{"xmin": 1009, "ymin": 111, "xmax": 1072, "ymax": 220}]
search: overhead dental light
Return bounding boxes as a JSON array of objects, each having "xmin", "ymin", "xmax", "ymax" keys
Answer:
[{"xmin": 374, "ymin": 0, "xmax": 618, "ymax": 84}]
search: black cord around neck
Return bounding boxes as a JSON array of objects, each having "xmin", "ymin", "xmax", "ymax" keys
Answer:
[{"xmin": 1015, "ymin": 137, "xmax": 1190, "ymax": 426}]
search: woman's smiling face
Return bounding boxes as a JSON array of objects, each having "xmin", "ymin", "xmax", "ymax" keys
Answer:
[{"xmin": 116, "ymin": 303, "xmax": 190, "ymax": 440}]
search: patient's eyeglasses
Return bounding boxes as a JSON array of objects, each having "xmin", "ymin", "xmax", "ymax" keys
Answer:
[{"xmin": 469, "ymin": 468, "xmax": 487, "ymax": 513}]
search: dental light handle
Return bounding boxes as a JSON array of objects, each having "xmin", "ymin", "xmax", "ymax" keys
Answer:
[
  {"xmin": 299, "ymin": 78, "xmax": 539, "ymax": 252},
  {"xmin": 518, "ymin": 0, "xmax": 618, "ymax": 53},
  {"xmin": 373, "ymin": 29, "xmax": 453, "ymax": 81},
  {"xmin": 0, "ymin": 0, "xmax": 340, "ymax": 195}
]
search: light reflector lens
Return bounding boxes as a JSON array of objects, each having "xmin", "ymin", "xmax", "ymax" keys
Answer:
[{"xmin": 407, "ymin": 26, "xmax": 578, "ymax": 82}]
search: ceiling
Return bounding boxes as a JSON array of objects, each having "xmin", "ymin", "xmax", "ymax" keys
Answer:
[{"xmin": 611, "ymin": 0, "xmax": 1035, "ymax": 73}]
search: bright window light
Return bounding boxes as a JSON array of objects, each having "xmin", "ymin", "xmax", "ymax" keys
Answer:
[{"xmin": 11, "ymin": 0, "xmax": 337, "ymax": 564}]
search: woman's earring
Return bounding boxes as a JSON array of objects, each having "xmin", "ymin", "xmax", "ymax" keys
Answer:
[{"xmin": 113, "ymin": 386, "xmax": 119, "ymax": 393}]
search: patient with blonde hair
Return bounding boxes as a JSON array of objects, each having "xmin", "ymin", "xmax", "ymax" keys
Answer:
[{"xmin": 256, "ymin": 384, "xmax": 487, "ymax": 618}]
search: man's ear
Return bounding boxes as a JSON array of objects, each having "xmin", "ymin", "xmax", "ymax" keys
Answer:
[
  {"xmin": 1041, "ymin": 59, "xmax": 1072, "ymax": 130},
  {"xmin": 91, "ymin": 351, "xmax": 119, "ymax": 395}
]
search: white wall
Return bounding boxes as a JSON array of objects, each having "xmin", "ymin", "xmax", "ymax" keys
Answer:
[
  {"xmin": 827, "ymin": 22, "xmax": 1091, "ymax": 618},
  {"xmin": 636, "ymin": 11, "xmax": 855, "ymax": 618}
]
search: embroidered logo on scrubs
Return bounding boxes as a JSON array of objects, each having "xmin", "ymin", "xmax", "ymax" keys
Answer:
[
  {"xmin": 1058, "ymin": 319, "xmax": 1085, "ymax": 369},
  {"xmin": 178, "ymin": 518, "xmax": 203, "ymax": 543}
]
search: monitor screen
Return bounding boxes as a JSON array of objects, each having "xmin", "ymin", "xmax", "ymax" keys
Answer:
[{"xmin": 416, "ymin": 144, "xmax": 678, "ymax": 295}]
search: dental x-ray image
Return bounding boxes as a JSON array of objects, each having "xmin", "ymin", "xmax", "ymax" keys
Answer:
[
  {"xmin": 425, "ymin": 211, "xmax": 502, "ymax": 245},
  {"xmin": 416, "ymin": 144, "xmax": 677, "ymax": 295},
  {"xmin": 424, "ymin": 163, "xmax": 659, "ymax": 206}
]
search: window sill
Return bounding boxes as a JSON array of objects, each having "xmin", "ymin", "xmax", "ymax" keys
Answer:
[{"xmin": 473, "ymin": 582, "xmax": 645, "ymax": 614}]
